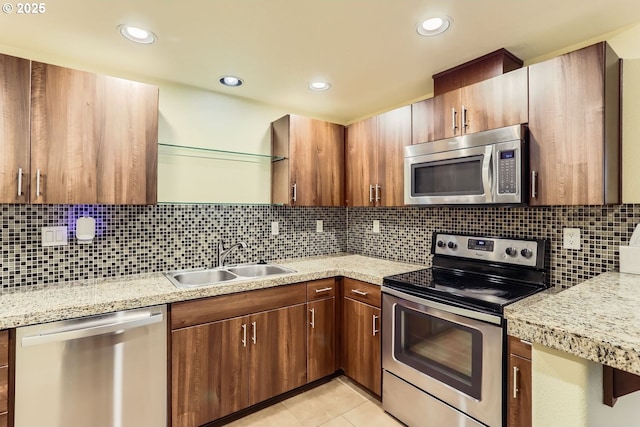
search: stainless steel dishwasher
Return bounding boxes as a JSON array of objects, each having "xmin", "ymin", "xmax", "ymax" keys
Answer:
[{"xmin": 14, "ymin": 305, "xmax": 167, "ymax": 427}]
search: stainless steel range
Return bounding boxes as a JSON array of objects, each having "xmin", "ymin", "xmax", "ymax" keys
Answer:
[{"xmin": 382, "ymin": 232, "xmax": 548, "ymax": 427}]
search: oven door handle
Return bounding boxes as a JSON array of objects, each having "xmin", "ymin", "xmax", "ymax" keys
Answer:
[{"xmin": 381, "ymin": 286, "xmax": 502, "ymax": 326}]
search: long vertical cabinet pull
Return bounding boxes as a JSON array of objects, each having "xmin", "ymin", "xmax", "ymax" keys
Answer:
[
  {"xmin": 451, "ymin": 108, "xmax": 458, "ymax": 134},
  {"xmin": 36, "ymin": 169, "xmax": 41, "ymax": 197},
  {"xmin": 512, "ymin": 366, "xmax": 520, "ymax": 398},
  {"xmin": 251, "ymin": 321, "xmax": 257, "ymax": 344},
  {"xmin": 531, "ymin": 171, "xmax": 538, "ymax": 199},
  {"xmin": 241, "ymin": 323, "xmax": 247, "ymax": 347},
  {"xmin": 461, "ymin": 105, "xmax": 468, "ymax": 132},
  {"xmin": 369, "ymin": 185, "xmax": 374, "ymax": 203},
  {"xmin": 310, "ymin": 308, "xmax": 315, "ymax": 329},
  {"xmin": 375, "ymin": 185, "xmax": 381, "ymax": 203},
  {"xmin": 17, "ymin": 168, "xmax": 23, "ymax": 196},
  {"xmin": 292, "ymin": 183, "xmax": 297, "ymax": 203},
  {"xmin": 372, "ymin": 315, "xmax": 379, "ymax": 336}
]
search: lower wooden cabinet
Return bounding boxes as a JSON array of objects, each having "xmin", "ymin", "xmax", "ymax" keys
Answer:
[
  {"xmin": 508, "ymin": 336, "xmax": 532, "ymax": 427},
  {"xmin": 342, "ymin": 279, "xmax": 382, "ymax": 396},
  {"xmin": 308, "ymin": 292, "xmax": 336, "ymax": 382},
  {"xmin": 0, "ymin": 330, "xmax": 8, "ymax": 426}
]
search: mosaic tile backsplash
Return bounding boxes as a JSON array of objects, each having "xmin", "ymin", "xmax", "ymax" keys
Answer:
[
  {"xmin": 2, "ymin": 203, "xmax": 638, "ymax": 289},
  {"xmin": 347, "ymin": 205, "xmax": 640, "ymax": 288}
]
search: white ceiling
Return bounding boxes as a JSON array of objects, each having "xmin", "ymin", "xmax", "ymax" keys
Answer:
[{"xmin": 1, "ymin": 0, "xmax": 640, "ymax": 123}]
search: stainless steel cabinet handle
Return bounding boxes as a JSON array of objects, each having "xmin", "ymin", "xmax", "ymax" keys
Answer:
[
  {"xmin": 531, "ymin": 170, "xmax": 538, "ymax": 199},
  {"xmin": 351, "ymin": 289, "xmax": 368, "ymax": 296},
  {"xmin": 21, "ymin": 312, "xmax": 163, "ymax": 347},
  {"xmin": 369, "ymin": 184, "xmax": 374, "ymax": 202},
  {"xmin": 36, "ymin": 168, "xmax": 41, "ymax": 197},
  {"xmin": 292, "ymin": 183, "xmax": 297, "ymax": 202},
  {"xmin": 251, "ymin": 321, "xmax": 257, "ymax": 344},
  {"xmin": 17, "ymin": 167, "xmax": 23, "ymax": 196},
  {"xmin": 315, "ymin": 287, "xmax": 333, "ymax": 294},
  {"xmin": 310, "ymin": 308, "xmax": 315, "ymax": 329},
  {"xmin": 372, "ymin": 315, "xmax": 379, "ymax": 336},
  {"xmin": 513, "ymin": 366, "xmax": 519, "ymax": 399},
  {"xmin": 461, "ymin": 105, "xmax": 468, "ymax": 131},
  {"xmin": 451, "ymin": 108, "xmax": 457, "ymax": 133},
  {"xmin": 242, "ymin": 323, "xmax": 247, "ymax": 347},
  {"xmin": 375, "ymin": 184, "xmax": 381, "ymax": 202}
]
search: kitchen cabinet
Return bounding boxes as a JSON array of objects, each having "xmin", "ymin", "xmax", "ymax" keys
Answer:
[
  {"xmin": 346, "ymin": 105, "xmax": 411, "ymax": 206},
  {"xmin": 528, "ymin": 42, "xmax": 620, "ymax": 206},
  {"xmin": 271, "ymin": 114, "xmax": 344, "ymax": 206},
  {"xmin": 341, "ymin": 278, "xmax": 381, "ymax": 396},
  {"xmin": 412, "ymin": 67, "xmax": 528, "ymax": 144},
  {"xmin": 307, "ymin": 278, "xmax": 336, "ymax": 382},
  {"xmin": 0, "ymin": 54, "xmax": 31, "ymax": 204},
  {"xmin": 30, "ymin": 62, "xmax": 159, "ymax": 205},
  {"xmin": 171, "ymin": 284, "xmax": 307, "ymax": 427},
  {"xmin": 0, "ymin": 330, "xmax": 8, "ymax": 427},
  {"xmin": 508, "ymin": 336, "xmax": 532, "ymax": 427}
]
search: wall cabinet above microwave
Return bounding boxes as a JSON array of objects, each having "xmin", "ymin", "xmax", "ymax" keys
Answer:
[
  {"xmin": 0, "ymin": 53, "xmax": 159, "ymax": 205},
  {"xmin": 412, "ymin": 67, "xmax": 528, "ymax": 145}
]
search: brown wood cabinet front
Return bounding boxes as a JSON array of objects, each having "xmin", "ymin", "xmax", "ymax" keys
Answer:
[
  {"xmin": 0, "ymin": 54, "xmax": 31, "ymax": 204},
  {"xmin": 528, "ymin": 42, "xmax": 620, "ymax": 206},
  {"xmin": 507, "ymin": 336, "xmax": 532, "ymax": 427},
  {"xmin": 0, "ymin": 330, "xmax": 8, "ymax": 425},
  {"xmin": 412, "ymin": 68, "xmax": 528, "ymax": 144},
  {"xmin": 346, "ymin": 105, "xmax": 410, "ymax": 207},
  {"xmin": 271, "ymin": 114, "xmax": 344, "ymax": 206},
  {"xmin": 308, "ymin": 296, "xmax": 336, "ymax": 383},
  {"xmin": 30, "ymin": 62, "xmax": 158, "ymax": 205}
]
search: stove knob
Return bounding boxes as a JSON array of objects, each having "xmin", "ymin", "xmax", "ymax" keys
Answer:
[
  {"xmin": 437, "ymin": 240, "xmax": 445, "ymax": 248},
  {"xmin": 521, "ymin": 248, "xmax": 533, "ymax": 258},
  {"xmin": 447, "ymin": 241, "xmax": 457, "ymax": 249},
  {"xmin": 505, "ymin": 247, "xmax": 517, "ymax": 257}
]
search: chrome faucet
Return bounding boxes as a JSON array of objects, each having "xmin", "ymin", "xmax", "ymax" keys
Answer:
[{"xmin": 218, "ymin": 240, "xmax": 248, "ymax": 267}]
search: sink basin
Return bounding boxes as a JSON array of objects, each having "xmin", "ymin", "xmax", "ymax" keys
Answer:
[
  {"xmin": 164, "ymin": 263, "xmax": 296, "ymax": 288},
  {"xmin": 227, "ymin": 264, "xmax": 296, "ymax": 277}
]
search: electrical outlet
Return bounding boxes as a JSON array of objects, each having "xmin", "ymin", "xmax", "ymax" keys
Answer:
[
  {"xmin": 373, "ymin": 220, "xmax": 380, "ymax": 234},
  {"xmin": 316, "ymin": 220, "xmax": 323, "ymax": 233},
  {"xmin": 42, "ymin": 226, "xmax": 68, "ymax": 247},
  {"xmin": 563, "ymin": 228, "xmax": 581, "ymax": 250},
  {"xmin": 271, "ymin": 221, "xmax": 279, "ymax": 236}
]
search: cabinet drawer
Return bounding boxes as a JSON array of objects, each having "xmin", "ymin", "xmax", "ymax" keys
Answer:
[
  {"xmin": 0, "ymin": 366, "xmax": 6, "ymax": 413},
  {"xmin": 343, "ymin": 278, "xmax": 381, "ymax": 308},
  {"xmin": 307, "ymin": 278, "xmax": 336, "ymax": 301},
  {"xmin": 0, "ymin": 331, "xmax": 7, "ymax": 366},
  {"xmin": 508, "ymin": 335, "xmax": 532, "ymax": 360}
]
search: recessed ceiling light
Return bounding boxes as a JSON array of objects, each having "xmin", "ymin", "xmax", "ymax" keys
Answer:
[
  {"xmin": 219, "ymin": 76, "xmax": 244, "ymax": 87},
  {"xmin": 309, "ymin": 81, "xmax": 331, "ymax": 91},
  {"xmin": 118, "ymin": 25, "xmax": 157, "ymax": 44},
  {"xmin": 417, "ymin": 16, "xmax": 451, "ymax": 36}
]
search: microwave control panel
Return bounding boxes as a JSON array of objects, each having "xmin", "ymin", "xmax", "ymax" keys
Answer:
[{"xmin": 497, "ymin": 149, "xmax": 517, "ymax": 194}]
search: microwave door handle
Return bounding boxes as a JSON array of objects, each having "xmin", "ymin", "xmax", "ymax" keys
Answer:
[{"xmin": 482, "ymin": 146, "xmax": 493, "ymax": 202}]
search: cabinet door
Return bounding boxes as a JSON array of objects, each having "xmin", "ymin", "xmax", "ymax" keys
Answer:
[
  {"xmin": 249, "ymin": 304, "xmax": 307, "ymax": 405},
  {"xmin": 0, "ymin": 54, "xmax": 30, "ymax": 203},
  {"xmin": 172, "ymin": 316, "xmax": 249, "ymax": 427},
  {"xmin": 462, "ymin": 68, "xmax": 528, "ymax": 134},
  {"xmin": 342, "ymin": 298, "xmax": 381, "ymax": 395},
  {"xmin": 528, "ymin": 42, "xmax": 619, "ymax": 205},
  {"xmin": 508, "ymin": 354, "xmax": 532, "ymax": 427},
  {"xmin": 434, "ymin": 89, "xmax": 462, "ymax": 139},
  {"xmin": 377, "ymin": 106, "xmax": 411, "ymax": 207},
  {"xmin": 308, "ymin": 297, "xmax": 336, "ymax": 382},
  {"xmin": 345, "ymin": 117, "xmax": 377, "ymax": 206},
  {"xmin": 412, "ymin": 98, "xmax": 436, "ymax": 145}
]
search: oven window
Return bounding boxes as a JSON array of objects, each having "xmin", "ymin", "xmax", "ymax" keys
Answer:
[
  {"xmin": 412, "ymin": 155, "xmax": 484, "ymax": 196},
  {"xmin": 394, "ymin": 305, "xmax": 483, "ymax": 400}
]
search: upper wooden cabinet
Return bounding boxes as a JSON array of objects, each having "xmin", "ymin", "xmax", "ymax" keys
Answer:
[
  {"xmin": 30, "ymin": 62, "xmax": 159, "ymax": 205},
  {"xmin": 528, "ymin": 42, "xmax": 620, "ymax": 206},
  {"xmin": 412, "ymin": 68, "xmax": 528, "ymax": 144},
  {"xmin": 271, "ymin": 114, "xmax": 344, "ymax": 206},
  {"xmin": 346, "ymin": 105, "xmax": 411, "ymax": 206},
  {"xmin": 0, "ymin": 54, "xmax": 31, "ymax": 204}
]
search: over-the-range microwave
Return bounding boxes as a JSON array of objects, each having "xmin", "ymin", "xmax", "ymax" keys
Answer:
[{"xmin": 404, "ymin": 124, "xmax": 528, "ymax": 206}]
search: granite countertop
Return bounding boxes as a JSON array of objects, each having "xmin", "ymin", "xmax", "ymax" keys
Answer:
[
  {"xmin": 505, "ymin": 271, "xmax": 640, "ymax": 375},
  {"xmin": 0, "ymin": 254, "xmax": 422, "ymax": 329}
]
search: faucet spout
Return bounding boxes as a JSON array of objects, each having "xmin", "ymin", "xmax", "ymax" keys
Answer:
[{"xmin": 218, "ymin": 240, "xmax": 248, "ymax": 267}]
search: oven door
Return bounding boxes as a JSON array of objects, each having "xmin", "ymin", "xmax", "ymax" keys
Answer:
[{"xmin": 382, "ymin": 290, "xmax": 503, "ymax": 427}]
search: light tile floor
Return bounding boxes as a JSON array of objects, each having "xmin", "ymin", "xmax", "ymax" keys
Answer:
[{"xmin": 226, "ymin": 376, "xmax": 404, "ymax": 427}]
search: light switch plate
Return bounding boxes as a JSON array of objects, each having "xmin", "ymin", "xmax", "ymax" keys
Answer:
[
  {"xmin": 563, "ymin": 228, "xmax": 581, "ymax": 250},
  {"xmin": 316, "ymin": 220, "xmax": 323, "ymax": 233},
  {"xmin": 42, "ymin": 226, "xmax": 68, "ymax": 247},
  {"xmin": 271, "ymin": 221, "xmax": 279, "ymax": 236},
  {"xmin": 373, "ymin": 220, "xmax": 380, "ymax": 234}
]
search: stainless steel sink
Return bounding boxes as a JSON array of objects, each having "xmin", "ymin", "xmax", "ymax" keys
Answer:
[{"xmin": 164, "ymin": 263, "xmax": 296, "ymax": 288}]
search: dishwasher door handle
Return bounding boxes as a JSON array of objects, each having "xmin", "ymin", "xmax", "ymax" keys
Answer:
[{"xmin": 21, "ymin": 312, "xmax": 164, "ymax": 347}]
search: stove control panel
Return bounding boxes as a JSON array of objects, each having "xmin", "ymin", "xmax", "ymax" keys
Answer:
[{"xmin": 433, "ymin": 233, "xmax": 544, "ymax": 268}]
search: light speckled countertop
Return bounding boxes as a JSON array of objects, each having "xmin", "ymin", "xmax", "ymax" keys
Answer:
[
  {"xmin": 505, "ymin": 271, "xmax": 640, "ymax": 375},
  {"xmin": 0, "ymin": 254, "xmax": 422, "ymax": 329}
]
